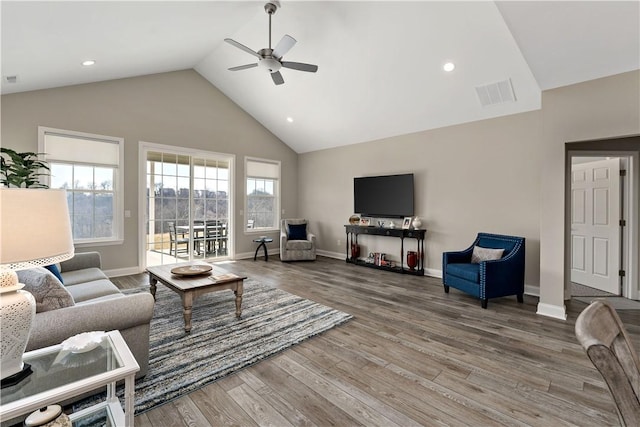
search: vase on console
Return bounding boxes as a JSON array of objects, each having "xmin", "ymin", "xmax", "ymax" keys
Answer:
[
  {"xmin": 350, "ymin": 243, "xmax": 360, "ymax": 260},
  {"xmin": 406, "ymin": 251, "xmax": 418, "ymax": 271},
  {"xmin": 411, "ymin": 217, "xmax": 422, "ymax": 229}
]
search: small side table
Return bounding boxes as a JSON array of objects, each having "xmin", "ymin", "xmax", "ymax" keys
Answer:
[
  {"xmin": 253, "ymin": 237, "xmax": 274, "ymax": 261},
  {"xmin": 0, "ymin": 330, "xmax": 139, "ymax": 426}
]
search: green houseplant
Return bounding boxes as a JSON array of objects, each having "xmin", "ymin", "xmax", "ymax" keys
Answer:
[{"xmin": 0, "ymin": 148, "xmax": 49, "ymax": 188}]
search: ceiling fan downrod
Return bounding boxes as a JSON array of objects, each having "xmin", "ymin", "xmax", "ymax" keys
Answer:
[{"xmin": 264, "ymin": 2, "xmax": 279, "ymax": 50}]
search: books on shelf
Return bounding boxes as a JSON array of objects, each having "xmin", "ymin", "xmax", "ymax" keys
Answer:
[
  {"xmin": 211, "ymin": 273, "xmax": 241, "ymax": 283},
  {"xmin": 363, "ymin": 252, "xmax": 395, "ymax": 268}
]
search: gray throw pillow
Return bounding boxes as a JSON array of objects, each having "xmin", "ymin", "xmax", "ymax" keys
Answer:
[
  {"xmin": 471, "ymin": 246, "xmax": 504, "ymax": 263},
  {"xmin": 16, "ymin": 267, "xmax": 75, "ymax": 313}
]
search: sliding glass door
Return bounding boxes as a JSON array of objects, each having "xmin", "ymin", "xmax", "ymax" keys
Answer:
[{"xmin": 144, "ymin": 147, "xmax": 232, "ymax": 267}]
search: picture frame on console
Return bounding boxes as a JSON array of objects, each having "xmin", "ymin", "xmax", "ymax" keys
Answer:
[
  {"xmin": 402, "ymin": 217, "xmax": 412, "ymax": 229},
  {"xmin": 360, "ymin": 218, "xmax": 371, "ymax": 226}
]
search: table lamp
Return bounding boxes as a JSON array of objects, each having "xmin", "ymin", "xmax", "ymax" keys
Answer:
[{"xmin": 0, "ymin": 188, "xmax": 74, "ymax": 386}]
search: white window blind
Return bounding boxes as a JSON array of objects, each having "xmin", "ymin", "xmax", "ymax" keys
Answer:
[
  {"xmin": 246, "ymin": 160, "xmax": 279, "ymax": 178},
  {"xmin": 39, "ymin": 126, "xmax": 124, "ymax": 245},
  {"xmin": 44, "ymin": 133, "xmax": 120, "ymax": 166}
]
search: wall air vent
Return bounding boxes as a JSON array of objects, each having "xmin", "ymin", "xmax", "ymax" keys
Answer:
[
  {"xmin": 4, "ymin": 75, "xmax": 18, "ymax": 84},
  {"xmin": 475, "ymin": 78, "xmax": 516, "ymax": 107}
]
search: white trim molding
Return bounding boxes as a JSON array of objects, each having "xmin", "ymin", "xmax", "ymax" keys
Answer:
[
  {"xmin": 104, "ymin": 267, "xmax": 141, "ymax": 278},
  {"xmin": 236, "ymin": 248, "xmax": 278, "ymax": 261},
  {"xmin": 536, "ymin": 302, "xmax": 567, "ymax": 320},
  {"xmin": 525, "ymin": 285, "xmax": 540, "ymax": 297},
  {"xmin": 317, "ymin": 250, "xmax": 343, "ymax": 260},
  {"xmin": 425, "ymin": 268, "xmax": 442, "ymax": 279}
]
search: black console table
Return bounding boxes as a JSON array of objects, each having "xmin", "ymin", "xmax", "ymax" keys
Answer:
[{"xmin": 344, "ymin": 225, "xmax": 426, "ymax": 276}]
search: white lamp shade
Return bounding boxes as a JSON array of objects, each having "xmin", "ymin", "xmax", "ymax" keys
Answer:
[{"xmin": 0, "ymin": 188, "xmax": 75, "ymax": 270}]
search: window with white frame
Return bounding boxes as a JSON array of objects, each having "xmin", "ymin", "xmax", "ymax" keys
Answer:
[
  {"xmin": 39, "ymin": 127, "xmax": 124, "ymax": 245},
  {"xmin": 245, "ymin": 158, "xmax": 280, "ymax": 232}
]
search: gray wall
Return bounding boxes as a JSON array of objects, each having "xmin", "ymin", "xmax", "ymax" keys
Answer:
[
  {"xmin": 539, "ymin": 70, "xmax": 640, "ymax": 317},
  {"xmin": 0, "ymin": 70, "xmax": 298, "ymax": 270},
  {"xmin": 299, "ymin": 105, "xmax": 542, "ymax": 286},
  {"xmin": 299, "ymin": 70, "xmax": 640, "ymax": 318},
  {"xmin": 2, "ymin": 67, "xmax": 639, "ymax": 318}
]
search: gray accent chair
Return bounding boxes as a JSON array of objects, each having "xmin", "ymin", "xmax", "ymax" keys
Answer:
[
  {"xmin": 25, "ymin": 252, "xmax": 155, "ymax": 379},
  {"xmin": 575, "ymin": 299, "xmax": 640, "ymax": 426},
  {"xmin": 280, "ymin": 218, "xmax": 317, "ymax": 261}
]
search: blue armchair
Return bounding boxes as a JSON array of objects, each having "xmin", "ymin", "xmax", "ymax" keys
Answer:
[{"xmin": 442, "ymin": 233, "xmax": 525, "ymax": 309}]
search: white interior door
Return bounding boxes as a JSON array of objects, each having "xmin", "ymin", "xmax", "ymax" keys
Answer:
[{"xmin": 570, "ymin": 158, "xmax": 620, "ymax": 294}]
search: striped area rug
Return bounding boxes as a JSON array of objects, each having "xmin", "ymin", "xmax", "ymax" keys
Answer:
[{"xmin": 88, "ymin": 280, "xmax": 352, "ymax": 415}]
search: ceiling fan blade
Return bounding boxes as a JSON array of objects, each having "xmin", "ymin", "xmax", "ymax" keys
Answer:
[
  {"xmin": 273, "ymin": 34, "xmax": 297, "ymax": 58},
  {"xmin": 229, "ymin": 63, "xmax": 258, "ymax": 71},
  {"xmin": 271, "ymin": 71, "xmax": 285, "ymax": 85},
  {"xmin": 281, "ymin": 62, "xmax": 318, "ymax": 73},
  {"xmin": 224, "ymin": 38, "xmax": 261, "ymax": 59}
]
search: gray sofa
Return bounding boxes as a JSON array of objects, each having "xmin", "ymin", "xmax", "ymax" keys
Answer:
[{"xmin": 21, "ymin": 252, "xmax": 155, "ymax": 378}]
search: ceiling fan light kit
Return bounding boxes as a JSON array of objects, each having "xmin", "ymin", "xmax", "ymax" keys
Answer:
[{"xmin": 224, "ymin": 1, "xmax": 318, "ymax": 86}]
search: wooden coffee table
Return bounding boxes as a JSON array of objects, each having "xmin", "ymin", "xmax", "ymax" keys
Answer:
[{"xmin": 146, "ymin": 263, "xmax": 247, "ymax": 333}]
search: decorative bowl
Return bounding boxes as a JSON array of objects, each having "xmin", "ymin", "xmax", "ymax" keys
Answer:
[{"xmin": 171, "ymin": 264, "xmax": 213, "ymax": 276}]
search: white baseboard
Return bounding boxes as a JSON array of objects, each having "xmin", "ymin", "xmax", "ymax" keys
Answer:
[
  {"xmin": 236, "ymin": 248, "xmax": 279, "ymax": 260},
  {"xmin": 525, "ymin": 285, "xmax": 540, "ymax": 297},
  {"xmin": 235, "ymin": 251, "xmax": 256, "ymax": 260},
  {"xmin": 536, "ymin": 302, "xmax": 567, "ymax": 320},
  {"xmin": 104, "ymin": 266, "xmax": 142, "ymax": 278},
  {"xmin": 317, "ymin": 250, "xmax": 344, "ymax": 260},
  {"xmin": 425, "ymin": 268, "xmax": 442, "ymax": 278}
]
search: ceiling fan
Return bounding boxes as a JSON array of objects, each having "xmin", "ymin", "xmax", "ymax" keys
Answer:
[{"xmin": 224, "ymin": 1, "xmax": 318, "ymax": 86}]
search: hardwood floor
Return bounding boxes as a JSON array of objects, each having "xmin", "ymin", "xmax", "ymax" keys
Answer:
[{"xmin": 111, "ymin": 256, "xmax": 640, "ymax": 426}]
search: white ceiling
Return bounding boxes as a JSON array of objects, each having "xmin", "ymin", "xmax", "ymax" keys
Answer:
[{"xmin": 2, "ymin": 1, "xmax": 639, "ymax": 153}]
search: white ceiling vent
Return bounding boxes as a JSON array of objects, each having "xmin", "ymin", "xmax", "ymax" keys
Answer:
[
  {"xmin": 475, "ymin": 78, "xmax": 516, "ymax": 107},
  {"xmin": 4, "ymin": 75, "xmax": 18, "ymax": 84}
]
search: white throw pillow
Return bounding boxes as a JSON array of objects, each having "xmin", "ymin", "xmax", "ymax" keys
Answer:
[
  {"xmin": 471, "ymin": 246, "xmax": 504, "ymax": 263},
  {"xmin": 16, "ymin": 267, "xmax": 75, "ymax": 312}
]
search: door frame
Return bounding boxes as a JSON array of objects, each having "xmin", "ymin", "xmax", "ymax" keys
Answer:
[
  {"xmin": 138, "ymin": 141, "xmax": 236, "ymax": 270},
  {"xmin": 565, "ymin": 135, "xmax": 640, "ymax": 301}
]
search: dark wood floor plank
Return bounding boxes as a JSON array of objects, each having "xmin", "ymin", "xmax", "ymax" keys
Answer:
[
  {"xmin": 227, "ymin": 383, "xmax": 295, "ymax": 427},
  {"xmin": 110, "ymin": 256, "xmax": 635, "ymax": 427},
  {"xmin": 235, "ymin": 369, "xmax": 318, "ymax": 427},
  {"xmin": 142, "ymin": 401, "xmax": 189, "ymax": 427},
  {"xmin": 189, "ymin": 382, "xmax": 259, "ymax": 427},
  {"xmin": 383, "ymin": 362, "xmax": 528, "ymax": 427},
  {"xmin": 289, "ymin": 344, "xmax": 426, "ymax": 427},
  {"xmin": 172, "ymin": 395, "xmax": 212, "ymax": 427},
  {"xmin": 320, "ymin": 358, "xmax": 456, "ymax": 427},
  {"xmin": 250, "ymin": 355, "xmax": 362, "ymax": 426},
  {"xmin": 134, "ymin": 413, "xmax": 154, "ymax": 427},
  {"xmin": 433, "ymin": 372, "xmax": 573, "ymax": 426}
]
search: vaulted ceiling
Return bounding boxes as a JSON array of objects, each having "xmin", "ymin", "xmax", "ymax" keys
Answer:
[{"xmin": 2, "ymin": 1, "xmax": 638, "ymax": 153}]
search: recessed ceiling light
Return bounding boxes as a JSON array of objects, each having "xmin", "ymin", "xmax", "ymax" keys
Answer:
[
  {"xmin": 443, "ymin": 62, "xmax": 455, "ymax": 72},
  {"xmin": 82, "ymin": 60, "xmax": 96, "ymax": 66},
  {"xmin": 286, "ymin": 117, "xmax": 293, "ymax": 123}
]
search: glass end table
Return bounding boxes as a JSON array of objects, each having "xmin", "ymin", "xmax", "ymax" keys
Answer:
[{"xmin": 0, "ymin": 330, "xmax": 139, "ymax": 427}]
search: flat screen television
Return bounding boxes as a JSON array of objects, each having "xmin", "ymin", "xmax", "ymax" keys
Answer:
[{"xmin": 354, "ymin": 173, "xmax": 414, "ymax": 218}]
